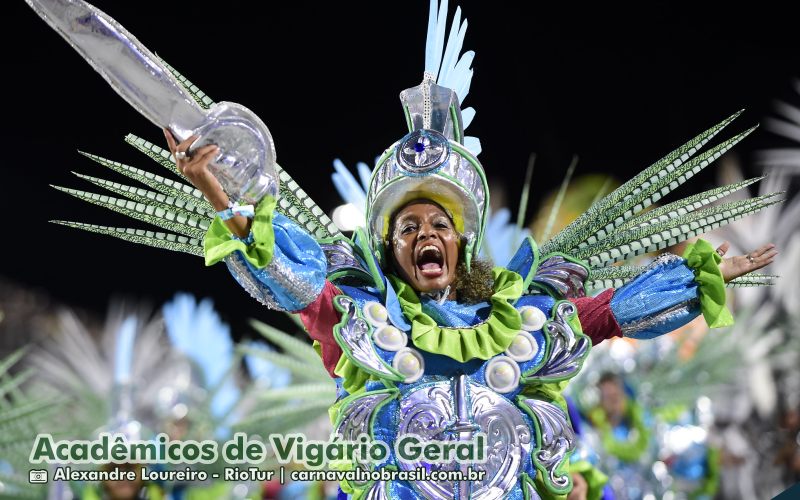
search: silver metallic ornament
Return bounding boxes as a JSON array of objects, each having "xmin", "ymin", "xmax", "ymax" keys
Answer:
[{"xmin": 26, "ymin": 0, "xmax": 278, "ymax": 204}]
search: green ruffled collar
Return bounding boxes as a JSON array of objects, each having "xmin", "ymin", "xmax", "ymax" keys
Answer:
[{"xmin": 387, "ymin": 267, "xmax": 524, "ymax": 362}]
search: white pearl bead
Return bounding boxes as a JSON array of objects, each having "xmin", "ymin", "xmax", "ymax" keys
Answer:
[
  {"xmin": 371, "ymin": 304, "xmax": 387, "ymax": 322},
  {"xmin": 392, "ymin": 348, "xmax": 425, "ymax": 383},
  {"xmin": 493, "ymin": 364, "xmax": 515, "ymax": 386},
  {"xmin": 485, "ymin": 356, "xmax": 520, "ymax": 393},
  {"xmin": 373, "ymin": 325, "xmax": 407, "ymax": 351},
  {"xmin": 363, "ymin": 301, "xmax": 389, "ymax": 326},
  {"xmin": 505, "ymin": 331, "xmax": 538, "ymax": 362},
  {"xmin": 519, "ymin": 306, "xmax": 547, "ymax": 331},
  {"xmin": 384, "ymin": 327, "xmax": 400, "ymax": 343},
  {"xmin": 398, "ymin": 355, "xmax": 420, "ymax": 375},
  {"xmin": 510, "ymin": 336, "xmax": 527, "ymax": 353}
]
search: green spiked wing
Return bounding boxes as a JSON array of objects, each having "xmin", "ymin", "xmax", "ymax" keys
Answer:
[
  {"xmin": 537, "ymin": 111, "xmax": 782, "ymax": 292},
  {"xmin": 233, "ymin": 317, "xmax": 336, "ymax": 454},
  {"xmin": 51, "ymin": 63, "xmax": 340, "ymax": 256},
  {"xmin": 0, "ymin": 349, "xmax": 62, "ymax": 499}
]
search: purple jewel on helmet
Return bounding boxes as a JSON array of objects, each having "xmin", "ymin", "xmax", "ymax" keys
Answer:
[{"xmin": 397, "ymin": 130, "xmax": 448, "ymax": 174}]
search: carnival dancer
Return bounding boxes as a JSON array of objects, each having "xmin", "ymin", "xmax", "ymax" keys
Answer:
[
  {"xmin": 164, "ymin": 87, "xmax": 775, "ymax": 499},
  {"xmin": 26, "ymin": 0, "xmax": 780, "ymax": 498}
]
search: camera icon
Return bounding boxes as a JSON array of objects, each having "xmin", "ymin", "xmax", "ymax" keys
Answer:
[{"xmin": 29, "ymin": 469, "xmax": 48, "ymax": 483}]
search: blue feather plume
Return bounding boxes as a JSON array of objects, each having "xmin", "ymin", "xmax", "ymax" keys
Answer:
[{"xmin": 162, "ymin": 293, "xmax": 240, "ymax": 422}]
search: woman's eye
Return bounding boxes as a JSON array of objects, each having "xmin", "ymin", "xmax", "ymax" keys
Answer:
[
  {"xmin": 434, "ymin": 221, "xmax": 449, "ymax": 229},
  {"xmin": 401, "ymin": 225, "xmax": 416, "ymax": 234}
]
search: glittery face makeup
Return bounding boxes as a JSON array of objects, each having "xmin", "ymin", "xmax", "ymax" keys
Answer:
[{"xmin": 390, "ymin": 201, "xmax": 460, "ymax": 294}]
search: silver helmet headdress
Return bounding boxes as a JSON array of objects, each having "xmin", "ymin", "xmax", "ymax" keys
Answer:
[{"xmin": 366, "ymin": 0, "xmax": 488, "ymax": 271}]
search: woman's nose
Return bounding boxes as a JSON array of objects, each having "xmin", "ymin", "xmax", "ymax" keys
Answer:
[{"xmin": 416, "ymin": 224, "xmax": 437, "ymax": 240}]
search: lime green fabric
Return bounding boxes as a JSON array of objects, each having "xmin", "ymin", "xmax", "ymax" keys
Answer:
[
  {"xmin": 588, "ymin": 401, "xmax": 650, "ymax": 463},
  {"xmin": 532, "ymin": 471, "xmax": 567, "ymax": 500},
  {"xmin": 82, "ymin": 483, "xmax": 164, "ymax": 500},
  {"xmin": 692, "ymin": 446, "xmax": 720, "ymax": 499},
  {"xmin": 654, "ymin": 402, "xmax": 689, "ymax": 423},
  {"xmin": 683, "ymin": 239, "xmax": 733, "ymax": 328},
  {"xmin": 387, "ymin": 268, "xmax": 524, "ymax": 362},
  {"xmin": 521, "ymin": 381, "xmax": 570, "ymax": 405},
  {"xmin": 334, "ymin": 352, "xmax": 379, "ymax": 394},
  {"xmin": 203, "ymin": 195, "xmax": 277, "ymax": 267},
  {"xmin": 305, "ymin": 481, "xmax": 327, "ymax": 500},
  {"xmin": 570, "ymin": 460, "xmax": 609, "ymax": 500},
  {"xmin": 311, "ymin": 340, "xmax": 323, "ymax": 358},
  {"xmin": 184, "ymin": 482, "xmax": 241, "ymax": 500},
  {"xmin": 519, "ymin": 384, "xmax": 575, "ymax": 497}
]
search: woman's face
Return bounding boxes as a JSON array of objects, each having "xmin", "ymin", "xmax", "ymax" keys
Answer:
[
  {"xmin": 390, "ymin": 201, "xmax": 460, "ymax": 293},
  {"xmin": 599, "ymin": 380, "xmax": 626, "ymax": 422}
]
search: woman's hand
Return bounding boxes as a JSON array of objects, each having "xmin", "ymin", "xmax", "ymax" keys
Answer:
[
  {"xmin": 164, "ymin": 129, "xmax": 227, "ymax": 209},
  {"xmin": 164, "ymin": 129, "xmax": 251, "ymax": 238},
  {"xmin": 716, "ymin": 241, "xmax": 778, "ymax": 283}
]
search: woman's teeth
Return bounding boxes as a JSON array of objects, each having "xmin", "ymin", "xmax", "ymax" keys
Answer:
[{"xmin": 417, "ymin": 245, "xmax": 443, "ymax": 276}]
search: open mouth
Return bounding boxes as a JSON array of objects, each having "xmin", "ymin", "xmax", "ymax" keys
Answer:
[{"xmin": 416, "ymin": 244, "xmax": 445, "ymax": 278}]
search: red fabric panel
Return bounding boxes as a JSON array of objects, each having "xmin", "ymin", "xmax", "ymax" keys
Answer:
[
  {"xmin": 570, "ymin": 289, "xmax": 622, "ymax": 345},
  {"xmin": 299, "ymin": 280, "xmax": 343, "ymax": 377}
]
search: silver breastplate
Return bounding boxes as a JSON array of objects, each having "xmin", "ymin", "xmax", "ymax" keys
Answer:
[{"xmin": 332, "ymin": 296, "xmax": 590, "ymax": 499}]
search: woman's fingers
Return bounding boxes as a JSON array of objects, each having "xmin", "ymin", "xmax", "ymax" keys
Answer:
[
  {"xmin": 168, "ymin": 134, "xmax": 199, "ymax": 159},
  {"xmin": 744, "ymin": 245, "xmax": 778, "ymax": 271},
  {"xmin": 716, "ymin": 241, "xmax": 730, "ymax": 257},
  {"xmin": 759, "ymin": 248, "xmax": 778, "ymax": 265},
  {"xmin": 163, "ymin": 128, "xmax": 177, "ymax": 154},
  {"xmin": 190, "ymin": 146, "xmax": 220, "ymax": 173},
  {"xmin": 200, "ymin": 146, "xmax": 220, "ymax": 164},
  {"xmin": 162, "ymin": 130, "xmax": 228, "ymax": 208},
  {"xmin": 177, "ymin": 135, "xmax": 198, "ymax": 150},
  {"xmin": 720, "ymin": 243, "xmax": 778, "ymax": 282},
  {"xmin": 748, "ymin": 243, "xmax": 777, "ymax": 266},
  {"xmin": 184, "ymin": 145, "xmax": 219, "ymax": 170},
  {"xmin": 195, "ymin": 144, "xmax": 219, "ymax": 158},
  {"xmin": 164, "ymin": 130, "xmax": 200, "ymax": 167},
  {"xmin": 176, "ymin": 135, "xmax": 198, "ymax": 156},
  {"xmin": 753, "ymin": 243, "xmax": 776, "ymax": 257},
  {"xmin": 180, "ymin": 145, "xmax": 220, "ymax": 176}
]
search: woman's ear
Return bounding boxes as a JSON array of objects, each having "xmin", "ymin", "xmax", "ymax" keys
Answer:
[
  {"xmin": 458, "ymin": 232, "xmax": 467, "ymax": 256},
  {"xmin": 385, "ymin": 238, "xmax": 396, "ymax": 268}
]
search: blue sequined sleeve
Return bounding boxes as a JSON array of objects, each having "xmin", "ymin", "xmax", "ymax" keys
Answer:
[
  {"xmin": 609, "ymin": 254, "xmax": 702, "ymax": 339},
  {"xmin": 224, "ymin": 213, "xmax": 327, "ymax": 312}
]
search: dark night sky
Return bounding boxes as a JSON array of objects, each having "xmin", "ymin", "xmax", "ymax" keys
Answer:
[{"xmin": 2, "ymin": 1, "xmax": 798, "ymax": 338}]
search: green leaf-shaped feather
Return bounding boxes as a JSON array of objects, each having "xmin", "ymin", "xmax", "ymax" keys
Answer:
[
  {"xmin": 275, "ymin": 164, "xmax": 341, "ymax": 240},
  {"xmin": 232, "ymin": 399, "xmax": 332, "ymax": 434},
  {"xmin": 254, "ymin": 383, "xmax": 336, "ymax": 403},
  {"xmin": 578, "ymin": 193, "xmax": 783, "ymax": 267},
  {"xmin": 542, "ymin": 111, "xmax": 745, "ymax": 255},
  {"xmin": 586, "ymin": 265, "xmax": 646, "ymax": 281},
  {"xmin": 72, "ymin": 172, "xmax": 215, "ymax": 220},
  {"xmin": 124, "ymin": 134, "xmax": 189, "ymax": 179},
  {"xmin": 617, "ymin": 176, "xmax": 764, "ymax": 230},
  {"xmin": 727, "ymin": 273, "xmax": 778, "ymax": 287},
  {"xmin": 52, "ymin": 185, "xmax": 208, "ymax": 239},
  {"xmin": 249, "ymin": 319, "xmax": 323, "ymax": 364},
  {"xmin": 570, "ymin": 126, "xmax": 756, "ymax": 253},
  {"xmin": 78, "ymin": 151, "xmax": 211, "ymax": 209},
  {"xmin": 50, "ymin": 221, "xmax": 204, "ymax": 256},
  {"xmin": 585, "ymin": 265, "xmax": 646, "ymax": 291},
  {"xmin": 236, "ymin": 345, "xmax": 327, "ymax": 381}
]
